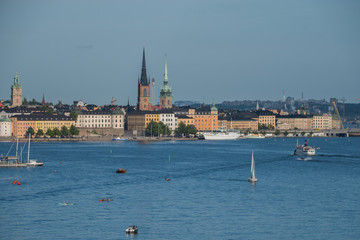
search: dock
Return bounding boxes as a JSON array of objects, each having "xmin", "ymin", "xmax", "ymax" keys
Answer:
[{"xmin": 0, "ymin": 156, "xmax": 28, "ymax": 167}]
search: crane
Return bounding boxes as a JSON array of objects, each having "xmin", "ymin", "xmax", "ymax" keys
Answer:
[
  {"xmin": 332, "ymin": 101, "xmax": 344, "ymax": 129},
  {"xmin": 111, "ymin": 97, "xmax": 117, "ymax": 105}
]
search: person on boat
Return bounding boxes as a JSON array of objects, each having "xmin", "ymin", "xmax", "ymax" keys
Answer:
[{"xmin": 304, "ymin": 140, "xmax": 308, "ymax": 146}]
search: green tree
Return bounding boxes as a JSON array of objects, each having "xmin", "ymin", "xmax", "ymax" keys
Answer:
[
  {"xmin": 70, "ymin": 111, "xmax": 78, "ymax": 121},
  {"xmin": 146, "ymin": 121, "xmax": 159, "ymax": 136},
  {"xmin": 23, "ymin": 97, "xmax": 28, "ymax": 105},
  {"xmin": 186, "ymin": 124, "xmax": 197, "ymax": 135},
  {"xmin": 53, "ymin": 127, "xmax": 61, "ymax": 137},
  {"xmin": 176, "ymin": 122, "xmax": 187, "ymax": 136},
  {"xmin": 46, "ymin": 128, "xmax": 54, "ymax": 137},
  {"xmin": 61, "ymin": 126, "xmax": 70, "ymax": 137},
  {"xmin": 36, "ymin": 129, "xmax": 44, "ymax": 138},
  {"xmin": 309, "ymin": 131, "xmax": 313, "ymax": 136},
  {"xmin": 301, "ymin": 131, "xmax": 306, "ymax": 136},
  {"xmin": 284, "ymin": 130, "xmax": 289, "ymax": 137},
  {"xmin": 274, "ymin": 130, "xmax": 280, "ymax": 136},
  {"xmin": 30, "ymin": 98, "xmax": 37, "ymax": 105},
  {"xmin": 70, "ymin": 125, "xmax": 79, "ymax": 136},
  {"xmin": 26, "ymin": 127, "xmax": 35, "ymax": 137}
]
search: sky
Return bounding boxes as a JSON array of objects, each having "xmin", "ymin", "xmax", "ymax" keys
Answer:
[{"xmin": 1, "ymin": 0, "xmax": 359, "ymax": 106}]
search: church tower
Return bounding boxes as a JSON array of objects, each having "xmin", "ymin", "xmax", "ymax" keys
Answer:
[
  {"xmin": 11, "ymin": 72, "xmax": 22, "ymax": 107},
  {"xmin": 159, "ymin": 55, "xmax": 172, "ymax": 109},
  {"xmin": 137, "ymin": 48, "xmax": 151, "ymax": 111}
]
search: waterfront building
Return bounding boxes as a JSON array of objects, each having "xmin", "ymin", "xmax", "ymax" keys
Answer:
[
  {"xmin": 160, "ymin": 111, "xmax": 177, "ymax": 132},
  {"xmin": 137, "ymin": 48, "xmax": 152, "ymax": 111},
  {"xmin": 187, "ymin": 103, "xmax": 218, "ymax": 132},
  {"xmin": 75, "ymin": 108, "xmax": 125, "ymax": 136},
  {"xmin": 11, "ymin": 72, "xmax": 22, "ymax": 107},
  {"xmin": 11, "ymin": 114, "xmax": 75, "ymax": 138},
  {"xmin": 256, "ymin": 110, "xmax": 276, "ymax": 128},
  {"xmin": 159, "ymin": 55, "xmax": 173, "ymax": 109},
  {"xmin": 276, "ymin": 115, "xmax": 313, "ymax": 130},
  {"xmin": 312, "ymin": 114, "xmax": 332, "ymax": 130},
  {"xmin": 127, "ymin": 111, "xmax": 147, "ymax": 135},
  {"xmin": 218, "ymin": 111, "xmax": 258, "ymax": 131},
  {"xmin": 0, "ymin": 118, "xmax": 12, "ymax": 137}
]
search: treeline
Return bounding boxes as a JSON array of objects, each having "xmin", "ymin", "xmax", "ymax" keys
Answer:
[{"xmin": 25, "ymin": 125, "xmax": 79, "ymax": 138}]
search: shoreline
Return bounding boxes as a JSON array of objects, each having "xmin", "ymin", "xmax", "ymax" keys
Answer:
[{"xmin": 0, "ymin": 135, "xmax": 357, "ymax": 143}]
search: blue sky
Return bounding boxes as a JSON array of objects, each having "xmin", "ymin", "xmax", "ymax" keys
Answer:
[{"xmin": 1, "ymin": 0, "xmax": 359, "ymax": 105}]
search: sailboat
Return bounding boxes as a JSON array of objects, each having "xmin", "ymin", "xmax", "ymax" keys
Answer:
[
  {"xmin": 248, "ymin": 151, "xmax": 257, "ymax": 183},
  {"xmin": 26, "ymin": 134, "xmax": 43, "ymax": 167}
]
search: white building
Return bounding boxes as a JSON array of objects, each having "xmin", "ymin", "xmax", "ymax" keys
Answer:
[
  {"xmin": 159, "ymin": 112, "xmax": 177, "ymax": 132},
  {"xmin": 76, "ymin": 108, "xmax": 125, "ymax": 130},
  {"xmin": 0, "ymin": 118, "xmax": 12, "ymax": 137}
]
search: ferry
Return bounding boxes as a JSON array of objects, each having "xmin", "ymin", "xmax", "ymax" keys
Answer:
[
  {"xmin": 294, "ymin": 140, "xmax": 316, "ymax": 156},
  {"xmin": 246, "ymin": 134, "xmax": 265, "ymax": 139}
]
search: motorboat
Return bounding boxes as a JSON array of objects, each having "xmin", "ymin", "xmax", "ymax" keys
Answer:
[
  {"xmin": 116, "ymin": 168, "xmax": 127, "ymax": 173},
  {"xmin": 246, "ymin": 134, "xmax": 265, "ymax": 139},
  {"xmin": 112, "ymin": 137, "xmax": 127, "ymax": 141},
  {"xmin": 294, "ymin": 139, "xmax": 316, "ymax": 156},
  {"xmin": 26, "ymin": 159, "xmax": 43, "ymax": 167},
  {"xmin": 126, "ymin": 225, "xmax": 138, "ymax": 234}
]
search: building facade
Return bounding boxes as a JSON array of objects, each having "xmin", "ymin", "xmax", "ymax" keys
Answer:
[
  {"xmin": 0, "ymin": 118, "xmax": 12, "ymax": 137},
  {"xmin": 75, "ymin": 108, "xmax": 125, "ymax": 135},
  {"xmin": 11, "ymin": 114, "xmax": 75, "ymax": 138},
  {"xmin": 187, "ymin": 104, "xmax": 218, "ymax": 132},
  {"xmin": 11, "ymin": 72, "xmax": 22, "ymax": 107},
  {"xmin": 312, "ymin": 114, "xmax": 332, "ymax": 130}
]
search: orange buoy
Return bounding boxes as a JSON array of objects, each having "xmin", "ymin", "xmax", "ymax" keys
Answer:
[
  {"xmin": 166, "ymin": 178, "xmax": 170, "ymax": 181},
  {"xmin": 12, "ymin": 180, "xmax": 21, "ymax": 185}
]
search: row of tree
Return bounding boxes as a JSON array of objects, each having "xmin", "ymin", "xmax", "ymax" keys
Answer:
[
  {"xmin": 25, "ymin": 125, "xmax": 79, "ymax": 138},
  {"xmin": 145, "ymin": 121, "xmax": 198, "ymax": 137}
]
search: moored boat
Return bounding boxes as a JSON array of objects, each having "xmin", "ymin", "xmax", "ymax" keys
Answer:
[{"xmin": 203, "ymin": 131, "xmax": 240, "ymax": 140}]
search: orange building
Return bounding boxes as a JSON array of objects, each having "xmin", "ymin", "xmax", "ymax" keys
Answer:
[
  {"xmin": 187, "ymin": 104, "xmax": 218, "ymax": 132},
  {"xmin": 11, "ymin": 114, "xmax": 75, "ymax": 138}
]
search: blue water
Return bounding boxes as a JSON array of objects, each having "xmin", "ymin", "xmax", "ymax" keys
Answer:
[{"xmin": 1, "ymin": 137, "xmax": 360, "ymax": 240}]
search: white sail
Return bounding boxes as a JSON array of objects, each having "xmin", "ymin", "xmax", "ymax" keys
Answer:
[{"xmin": 249, "ymin": 151, "xmax": 257, "ymax": 182}]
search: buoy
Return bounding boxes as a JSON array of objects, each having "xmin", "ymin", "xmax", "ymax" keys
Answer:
[
  {"xmin": 54, "ymin": 170, "xmax": 57, "ymax": 172},
  {"xmin": 12, "ymin": 180, "xmax": 21, "ymax": 185},
  {"xmin": 166, "ymin": 178, "xmax": 170, "ymax": 181}
]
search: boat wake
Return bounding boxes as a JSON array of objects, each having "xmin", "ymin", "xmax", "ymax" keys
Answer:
[{"xmin": 296, "ymin": 157, "xmax": 313, "ymax": 161}]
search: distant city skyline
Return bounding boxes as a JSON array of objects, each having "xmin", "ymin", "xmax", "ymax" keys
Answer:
[{"xmin": 1, "ymin": 0, "xmax": 360, "ymax": 105}]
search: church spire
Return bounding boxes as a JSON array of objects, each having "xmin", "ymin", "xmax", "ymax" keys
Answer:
[
  {"xmin": 140, "ymin": 48, "xmax": 149, "ymax": 85},
  {"xmin": 164, "ymin": 54, "xmax": 168, "ymax": 84}
]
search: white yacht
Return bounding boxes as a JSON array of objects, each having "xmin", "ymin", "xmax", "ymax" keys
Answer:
[{"xmin": 203, "ymin": 131, "xmax": 240, "ymax": 140}]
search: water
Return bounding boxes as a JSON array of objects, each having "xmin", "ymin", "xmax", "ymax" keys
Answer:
[{"xmin": 1, "ymin": 137, "xmax": 360, "ymax": 239}]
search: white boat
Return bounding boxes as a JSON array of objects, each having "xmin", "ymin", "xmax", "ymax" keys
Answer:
[
  {"xmin": 294, "ymin": 139, "xmax": 315, "ymax": 156},
  {"xmin": 248, "ymin": 151, "xmax": 258, "ymax": 183},
  {"xmin": 112, "ymin": 137, "xmax": 127, "ymax": 141},
  {"xmin": 246, "ymin": 134, "xmax": 265, "ymax": 139},
  {"xmin": 203, "ymin": 131, "xmax": 240, "ymax": 140},
  {"xmin": 126, "ymin": 225, "xmax": 138, "ymax": 234},
  {"xmin": 26, "ymin": 135, "xmax": 43, "ymax": 167}
]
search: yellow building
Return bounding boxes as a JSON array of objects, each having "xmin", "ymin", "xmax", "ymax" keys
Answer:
[
  {"xmin": 11, "ymin": 114, "xmax": 75, "ymax": 138},
  {"xmin": 177, "ymin": 115, "xmax": 194, "ymax": 126},
  {"xmin": 145, "ymin": 113, "xmax": 160, "ymax": 126}
]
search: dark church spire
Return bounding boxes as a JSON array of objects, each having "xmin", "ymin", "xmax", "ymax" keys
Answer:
[{"xmin": 140, "ymin": 48, "xmax": 149, "ymax": 85}]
